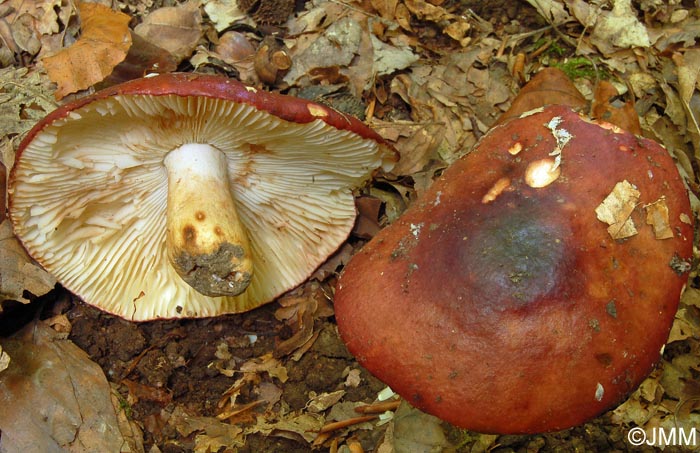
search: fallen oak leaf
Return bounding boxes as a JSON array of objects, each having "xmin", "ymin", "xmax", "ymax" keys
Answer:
[
  {"xmin": 0, "ymin": 321, "xmax": 139, "ymax": 451},
  {"xmin": 42, "ymin": 2, "xmax": 132, "ymax": 100}
]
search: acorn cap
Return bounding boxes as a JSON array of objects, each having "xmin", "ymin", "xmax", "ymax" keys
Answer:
[
  {"xmin": 334, "ymin": 105, "xmax": 694, "ymax": 434},
  {"xmin": 10, "ymin": 73, "xmax": 396, "ymax": 321}
]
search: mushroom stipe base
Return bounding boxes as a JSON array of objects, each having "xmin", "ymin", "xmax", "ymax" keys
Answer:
[{"xmin": 173, "ymin": 242, "xmax": 252, "ymax": 297}]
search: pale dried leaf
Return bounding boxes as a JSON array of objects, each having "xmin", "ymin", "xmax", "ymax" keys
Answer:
[
  {"xmin": 36, "ymin": 0, "xmax": 66, "ymax": 35},
  {"xmin": 563, "ymin": 0, "xmax": 598, "ymax": 28},
  {"xmin": 306, "ymin": 390, "xmax": 346, "ymax": 413},
  {"xmin": 344, "ymin": 368, "xmax": 362, "ymax": 387},
  {"xmin": 203, "ymin": 0, "xmax": 249, "ymax": 31},
  {"xmin": 0, "ymin": 345, "xmax": 9, "ymax": 373},
  {"xmin": 283, "ymin": 17, "xmax": 362, "ymax": 86},
  {"xmin": 589, "ymin": 0, "xmax": 650, "ymax": 55},
  {"xmin": 110, "ymin": 387, "xmax": 146, "ymax": 453},
  {"xmin": 371, "ymin": 34, "xmax": 419, "ymax": 77},
  {"xmin": 0, "ymin": 220, "xmax": 56, "ymax": 303},
  {"xmin": 0, "ymin": 67, "xmax": 56, "ymax": 157},
  {"xmin": 595, "ymin": 180, "xmax": 640, "ymax": 239},
  {"xmin": 387, "ymin": 401, "xmax": 450, "ymax": 452}
]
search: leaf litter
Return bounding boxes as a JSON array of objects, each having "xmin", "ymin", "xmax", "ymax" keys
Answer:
[{"xmin": 0, "ymin": 0, "xmax": 699, "ymax": 451}]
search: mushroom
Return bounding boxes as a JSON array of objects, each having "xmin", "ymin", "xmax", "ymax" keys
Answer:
[
  {"xmin": 334, "ymin": 105, "xmax": 694, "ymax": 434},
  {"xmin": 9, "ymin": 73, "xmax": 396, "ymax": 321}
]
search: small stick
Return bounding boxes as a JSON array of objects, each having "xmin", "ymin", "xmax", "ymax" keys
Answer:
[
  {"xmin": 318, "ymin": 415, "xmax": 377, "ymax": 434},
  {"xmin": 354, "ymin": 400, "xmax": 401, "ymax": 414}
]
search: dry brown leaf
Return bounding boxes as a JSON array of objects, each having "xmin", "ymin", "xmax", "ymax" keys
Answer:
[
  {"xmin": 387, "ymin": 45, "xmax": 507, "ymax": 167},
  {"xmin": 371, "ymin": 0, "xmax": 398, "ymax": 20},
  {"xmin": 42, "ymin": 2, "xmax": 132, "ymax": 99},
  {"xmin": 169, "ymin": 406, "xmax": 245, "ymax": 452},
  {"xmin": 668, "ymin": 307, "xmax": 699, "ymax": 343},
  {"xmin": 403, "ymin": 0, "xmax": 450, "ymax": 22},
  {"xmin": 371, "ymin": 34, "xmax": 418, "ymax": 78},
  {"xmin": 274, "ymin": 284, "xmax": 333, "ymax": 360},
  {"xmin": 591, "ymin": 80, "xmax": 642, "ymax": 135},
  {"xmin": 209, "ymin": 31, "xmax": 258, "ymax": 84},
  {"xmin": 103, "ymin": 31, "xmax": 178, "ymax": 86},
  {"xmin": 252, "ymin": 412, "xmax": 325, "ymax": 444},
  {"xmin": 496, "ymin": 67, "xmax": 588, "ymax": 125},
  {"xmin": 374, "ymin": 120, "xmax": 443, "ymax": 177},
  {"xmin": 0, "ymin": 321, "xmax": 141, "ymax": 451},
  {"xmin": 0, "ymin": 220, "xmax": 56, "ymax": 303},
  {"xmin": 644, "ymin": 198, "xmax": 674, "ymax": 239},
  {"xmin": 123, "ymin": 378, "xmax": 173, "ymax": 406},
  {"xmin": 240, "ymin": 353, "xmax": 288, "ymax": 383},
  {"xmin": 133, "ymin": 1, "xmax": 202, "ymax": 62}
]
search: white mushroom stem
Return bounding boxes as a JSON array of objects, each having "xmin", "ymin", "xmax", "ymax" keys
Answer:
[{"xmin": 164, "ymin": 143, "xmax": 253, "ymax": 297}]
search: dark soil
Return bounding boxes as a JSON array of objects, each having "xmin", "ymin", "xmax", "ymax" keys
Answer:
[{"xmin": 0, "ymin": 286, "xmax": 679, "ymax": 452}]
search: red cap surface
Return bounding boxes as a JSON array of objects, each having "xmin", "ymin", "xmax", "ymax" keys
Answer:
[{"xmin": 334, "ymin": 105, "xmax": 694, "ymax": 434}]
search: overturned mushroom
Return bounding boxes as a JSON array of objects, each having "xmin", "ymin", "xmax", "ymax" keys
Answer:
[
  {"xmin": 334, "ymin": 105, "xmax": 694, "ymax": 434},
  {"xmin": 9, "ymin": 73, "xmax": 395, "ymax": 321}
]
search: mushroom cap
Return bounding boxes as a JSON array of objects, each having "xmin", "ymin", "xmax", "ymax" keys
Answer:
[
  {"xmin": 334, "ymin": 105, "xmax": 694, "ymax": 434},
  {"xmin": 9, "ymin": 73, "xmax": 396, "ymax": 321}
]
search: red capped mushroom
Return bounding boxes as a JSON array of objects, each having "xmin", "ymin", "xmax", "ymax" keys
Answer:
[
  {"xmin": 9, "ymin": 73, "xmax": 396, "ymax": 321},
  {"xmin": 334, "ymin": 105, "xmax": 694, "ymax": 434}
]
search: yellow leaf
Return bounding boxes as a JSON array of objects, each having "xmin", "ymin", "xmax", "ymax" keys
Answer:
[{"xmin": 42, "ymin": 2, "xmax": 132, "ymax": 100}]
